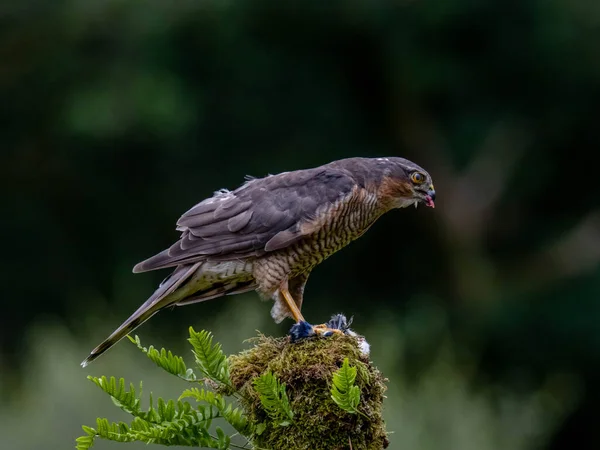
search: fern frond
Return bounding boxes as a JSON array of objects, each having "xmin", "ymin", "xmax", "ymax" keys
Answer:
[
  {"xmin": 253, "ymin": 371, "xmax": 294, "ymax": 426},
  {"xmin": 330, "ymin": 358, "xmax": 362, "ymax": 415},
  {"xmin": 75, "ymin": 425, "xmax": 97, "ymax": 450},
  {"xmin": 88, "ymin": 376, "xmax": 141, "ymax": 416},
  {"xmin": 188, "ymin": 327, "xmax": 230, "ymax": 386},
  {"xmin": 127, "ymin": 334, "xmax": 197, "ymax": 381},
  {"xmin": 95, "ymin": 418, "xmax": 137, "ymax": 443},
  {"xmin": 129, "ymin": 413, "xmax": 229, "ymax": 448},
  {"xmin": 88, "ymin": 376, "xmax": 214, "ymax": 428},
  {"xmin": 215, "ymin": 426, "xmax": 231, "ymax": 449},
  {"xmin": 220, "ymin": 401, "xmax": 251, "ymax": 436},
  {"xmin": 75, "ymin": 418, "xmax": 138, "ymax": 448},
  {"xmin": 180, "ymin": 387, "xmax": 251, "ymax": 435},
  {"xmin": 77, "ymin": 408, "xmax": 229, "ymax": 449}
]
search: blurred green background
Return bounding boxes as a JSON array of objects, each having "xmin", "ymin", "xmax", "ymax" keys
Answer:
[{"xmin": 2, "ymin": 1, "xmax": 600, "ymax": 449}]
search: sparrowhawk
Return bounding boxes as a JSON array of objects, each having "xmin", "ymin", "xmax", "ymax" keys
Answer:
[{"xmin": 81, "ymin": 156, "xmax": 435, "ymax": 367}]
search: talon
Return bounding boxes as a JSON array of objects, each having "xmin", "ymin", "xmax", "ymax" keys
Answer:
[
  {"xmin": 289, "ymin": 321, "xmax": 344, "ymax": 342},
  {"xmin": 312, "ymin": 324, "xmax": 344, "ymax": 337},
  {"xmin": 289, "ymin": 321, "xmax": 315, "ymax": 342}
]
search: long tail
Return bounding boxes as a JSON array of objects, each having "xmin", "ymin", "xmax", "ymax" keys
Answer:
[
  {"xmin": 81, "ymin": 263, "xmax": 203, "ymax": 367},
  {"xmin": 81, "ymin": 262, "xmax": 257, "ymax": 367}
]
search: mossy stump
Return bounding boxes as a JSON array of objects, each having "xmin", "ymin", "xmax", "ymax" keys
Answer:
[{"xmin": 222, "ymin": 333, "xmax": 389, "ymax": 450}]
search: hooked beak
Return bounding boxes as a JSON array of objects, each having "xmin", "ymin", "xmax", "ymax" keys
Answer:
[
  {"xmin": 424, "ymin": 185, "xmax": 436, "ymax": 208},
  {"xmin": 412, "ymin": 184, "xmax": 436, "ymax": 209}
]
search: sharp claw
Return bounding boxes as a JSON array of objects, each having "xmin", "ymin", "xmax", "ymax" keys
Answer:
[
  {"xmin": 289, "ymin": 314, "xmax": 352, "ymax": 342},
  {"xmin": 313, "ymin": 326, "xmax": 343, "ymax": 337}
]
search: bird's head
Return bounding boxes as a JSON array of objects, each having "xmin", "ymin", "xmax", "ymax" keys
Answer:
[{"xmin": 376, "ymin": 157, "xmax": 436, "ymax": 210}]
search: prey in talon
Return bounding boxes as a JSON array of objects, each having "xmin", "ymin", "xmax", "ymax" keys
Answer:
[
  {"xmin": 81, "ymin": 156, "xmax": 435, "ymax": 367},
  {"xmin": 289, "ymin": 314, "xmax": 356, "ymax": 342}
]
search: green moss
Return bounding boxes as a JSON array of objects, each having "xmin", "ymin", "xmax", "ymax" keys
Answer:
[{"xmin": 222, "ymin": 334, "xmax": 389, "ymax": 450}]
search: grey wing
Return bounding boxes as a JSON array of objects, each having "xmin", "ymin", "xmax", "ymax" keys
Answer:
[{"xmin": 132, "ymin": 167, "xmax": 356, "ymax": 272}]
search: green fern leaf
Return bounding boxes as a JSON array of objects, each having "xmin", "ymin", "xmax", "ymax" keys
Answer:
[
  {"xmin": 88, "ymin": 375, "xmax": 212, "ymax": 430},
  {"xmin": 78, "ymin": 331, "xmax": 261, "ymax": 449},
  {"xmin": 75, "ymin": 425, "xmax": 97, "ymax": 450},
  {"xmin": 127, "ymin": 335, "xmax": 197, "ymax": 381},
  {"xmin": 94, "ymin": 418, "xmax": 137, "ymax": 444},
  {"xmin": 215, "ymin": 426, "xmax": 230, "ymax": 449},
  {"xmin": 126, "ymin": 414, "xmax": 224, "ymax": 448},
  {"xmin": 146, "ymin": 391, "xmax": 161, "ymax": 423},
  {"xmin": 188, "ymin": 328, "xmax": 230, "ymax": 386},
  {"xmin": 88, "ymin": 376, "xmax": 141, "ymax": 416},
  {"xmin": 253, "ymin": 371, "xmax": 294, "ymax": 426},
  {"xmin": 180, "ymin": 387, "xmax": 251, "ymax": 435},
  {"xmin": 221, "ymin": 402, "xmax": 251, "ymax": 435},
  {"xmin": 331, "ymin": 358, "xmax": 362, "ymax": 415}
]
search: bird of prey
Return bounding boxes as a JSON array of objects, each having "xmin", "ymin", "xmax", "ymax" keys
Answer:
[{"xmin": 81, "ymin": 156, "xmax": 435, "ymax": 367}]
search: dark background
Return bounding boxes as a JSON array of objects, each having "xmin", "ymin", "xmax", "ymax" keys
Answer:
[{"xmin": 2, "ymin": 1, "xmax": 600, "ymax": 449}]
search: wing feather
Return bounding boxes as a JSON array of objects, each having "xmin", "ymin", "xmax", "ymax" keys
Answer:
[
  {"xmin": 227, "ymin": 209, "xmax": 254, "ymax": 232},
  {"xmin": 133, "ymin": 167, "xmax": 356, "ymax": 273}
]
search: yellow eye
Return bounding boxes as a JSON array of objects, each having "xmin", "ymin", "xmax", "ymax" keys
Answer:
[{"xmin": 411, "ymin": 172, "xmax": 425, "ymax": 184}]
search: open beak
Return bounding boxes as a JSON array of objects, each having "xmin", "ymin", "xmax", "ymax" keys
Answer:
[{"xmin": 424, "ymin": 186, "xmax": 436, "ymax": 208}]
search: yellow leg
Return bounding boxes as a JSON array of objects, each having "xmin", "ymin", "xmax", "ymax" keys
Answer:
[
  {"xmin": 280, "ymin": 283, "xmax": 305, "ymax": 323},
  {"xmin": 313, "ymin": 323, "xmax": 343, "ymax": 336}
]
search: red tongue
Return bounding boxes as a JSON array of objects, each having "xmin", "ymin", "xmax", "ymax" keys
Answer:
[{"xmin": 425, "ymin": 195, "xmax": 435, "ymax": 208}]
